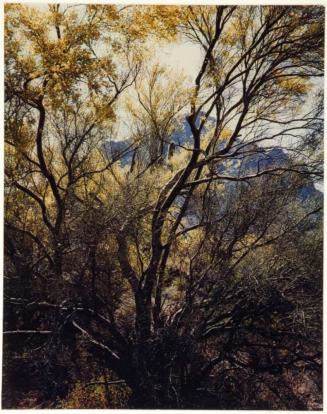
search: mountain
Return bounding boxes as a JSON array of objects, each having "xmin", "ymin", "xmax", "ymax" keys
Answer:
[
  {"xmin": 104, "ymin": 117, "xmax": 322, "ymax": 203},
  {"xmin": 104, "ymin": 139, "xmax": 133, "ymax": 166}
]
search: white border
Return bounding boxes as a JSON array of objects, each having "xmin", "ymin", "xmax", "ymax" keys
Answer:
[{"xmin": 0, "ymin": 1, "xmax": 325, "ymax": 413}]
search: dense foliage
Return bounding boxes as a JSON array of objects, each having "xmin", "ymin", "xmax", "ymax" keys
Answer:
[{"xmin": 3, "ymin": 4, "xmax": 323, "ymax": 409}]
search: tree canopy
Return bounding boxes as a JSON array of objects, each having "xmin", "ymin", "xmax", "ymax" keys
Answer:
[{"xmin": 3, "ymin": 4, "xmax": 323, "ymax": 409}]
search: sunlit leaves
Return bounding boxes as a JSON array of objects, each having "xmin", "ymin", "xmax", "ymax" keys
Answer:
[
  {"xmin": 5, "ymin": 4, "xmax": 185, "ymax": 118},
  {"xmin": 275, "ymin": 77, "xmax": 312, "ymax": 96}
]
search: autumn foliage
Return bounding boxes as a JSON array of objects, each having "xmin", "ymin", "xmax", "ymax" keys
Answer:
[{"xmin": 3, "ymin": 5, "xmax": 323, "ymax": 409}]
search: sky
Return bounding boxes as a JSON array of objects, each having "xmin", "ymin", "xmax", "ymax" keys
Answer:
[
  {"xmin": 29, "ymin": 3, "xmax": 203, "ymax": 80},
  {"xmin": 26, "ymin": 3, "xmax": 203, "ymax": 139},
  {"xmin": 158, "ymin": 41, "xmax": 202, "ymax": 81},
  {"xmin": 6, "ymin": 4, "xmax": 323, "ymax": 185},
  {"xmin": 115, "ymin": 40, "xmax": 203, "ymax": 140}
]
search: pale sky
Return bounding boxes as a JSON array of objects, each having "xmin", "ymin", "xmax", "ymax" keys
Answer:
[
  {"xmin": 116, "ymin": 40, "xmax": 203, "ymax": 140},
  {"xmin": 29, "ymin": 2, "xmax": 203, "ymax": 81},
  {"xmin": 158, "ymin": 41, "xmax": 202, "ymax": 81}
]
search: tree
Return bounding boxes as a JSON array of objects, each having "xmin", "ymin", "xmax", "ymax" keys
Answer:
[{"xmin": 3, "ymin": 5, "xmax": 323, "ymax": 409}]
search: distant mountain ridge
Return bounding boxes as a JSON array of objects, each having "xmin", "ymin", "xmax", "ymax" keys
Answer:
[{"xmin": 104, "ymin": 117, "xmax": 322, "ymax": 203}]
